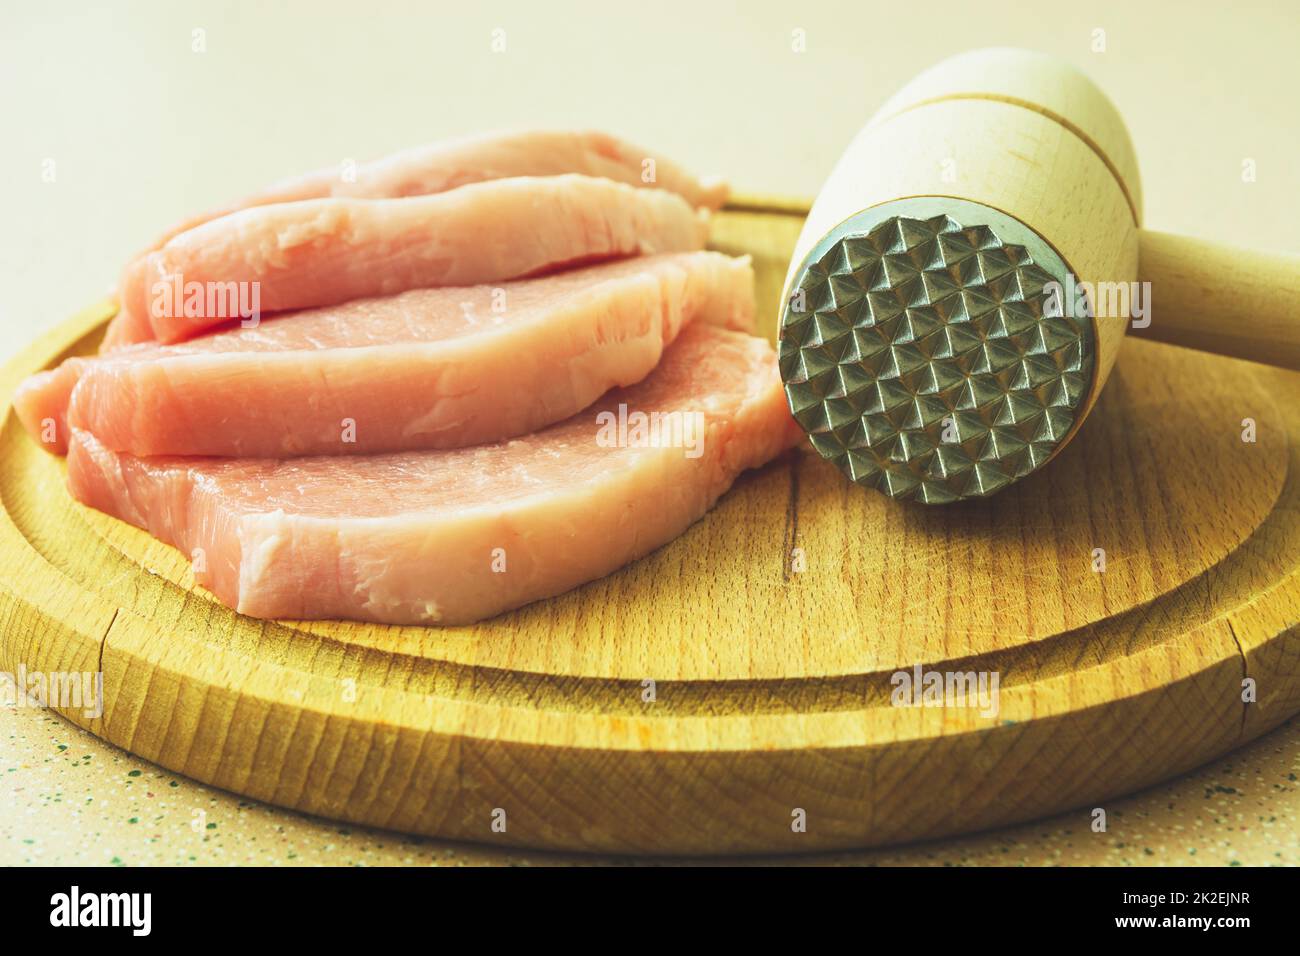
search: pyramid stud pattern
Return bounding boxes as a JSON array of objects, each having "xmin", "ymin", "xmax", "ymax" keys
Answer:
[{"xmin": 779, "ymin": 213, "xmax": 1095, "ymax": 504}]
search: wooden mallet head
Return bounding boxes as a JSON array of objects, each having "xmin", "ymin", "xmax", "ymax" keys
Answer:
[{"xmin": 780, "ymin": 48, "xmax": 1145, "ymax": 503}]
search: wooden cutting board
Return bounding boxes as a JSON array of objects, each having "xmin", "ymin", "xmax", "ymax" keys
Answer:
[{"xmin": 3, "ymin": 197, "xmax": 1299, "ymax": 855}]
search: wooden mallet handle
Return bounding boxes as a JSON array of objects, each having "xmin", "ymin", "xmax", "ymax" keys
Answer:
[{"xmin": 1135, "ymin": 231, "xmax": 1300, "ymax": 371}]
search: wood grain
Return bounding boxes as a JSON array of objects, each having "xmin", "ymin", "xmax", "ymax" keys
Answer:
[{"xmin": 2, "ymin": 200, "xmax": 1299, "ymax": 854}]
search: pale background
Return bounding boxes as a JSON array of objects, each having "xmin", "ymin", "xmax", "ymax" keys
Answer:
[{"xmin": 2, "ymin": 0, "xmax": 1298, "ymax": 865}]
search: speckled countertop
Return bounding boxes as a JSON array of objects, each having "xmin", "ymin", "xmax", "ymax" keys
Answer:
[{"xmin": 4, "ymin": 702, "xmax": 1296, "ymax": 866}]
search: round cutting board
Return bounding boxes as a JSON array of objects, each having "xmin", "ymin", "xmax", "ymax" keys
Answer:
[{"xmin": 3, "ymin": 198, "xmax": 1300, "ymax": 855}]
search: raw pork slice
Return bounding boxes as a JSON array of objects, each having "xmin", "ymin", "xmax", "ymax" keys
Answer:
[
  {"xmin": 17, "ymin": 253, "xmax": 754, "ymax": 457},
  {"xmin": 151, "ymin": 129, "xmax": 728, "ymax": 247},
  {"xmin": 104, "ymin": 174, "xmax": 709, "ymax": 347},
  {"xmin": 66, "ymin": 326, "xmax": 801, "ymax": 626}
]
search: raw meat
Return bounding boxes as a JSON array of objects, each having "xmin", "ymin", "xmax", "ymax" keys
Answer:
[
  {"xmin": 66, "ymin": 326, "xmax": 800, "ymax": 625},
  {"xmin": 150, "ymin": 129, "xmax": 728, "ymax": 247},
  {"xmin": 16, "ymin": 253, "xmax": 754, "ymax": 457},
  {"xmin": 103, "ymin": 174, "xmax": 709, "ymax": 347}
]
